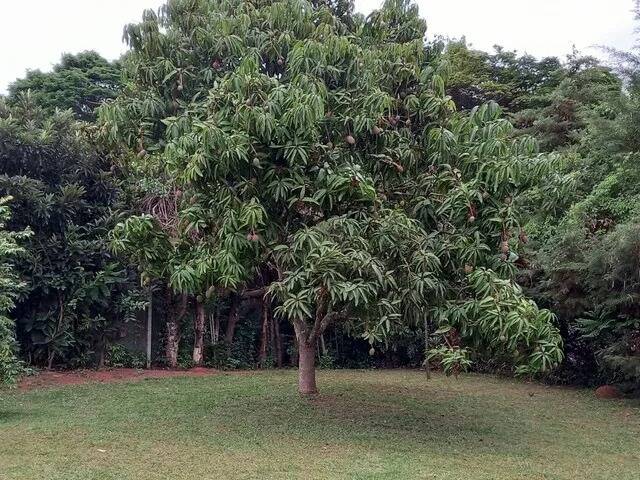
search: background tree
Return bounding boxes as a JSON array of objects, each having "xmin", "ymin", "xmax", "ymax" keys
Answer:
[
  {"xmin": 0, "ymin": 95, "xmax": 142, "ymax": 369},
  {"xmin": 441, "ymin": 40, "xmax": 562, "ymax": 113},
  {"xmin": 513, "ymin": 3, "xmax": 640, "ymax": 390},
  {"xmin": 7, "ymin": 51, "xmax": 122, "ymax": 121},
  {"xmin": 512, "ymin": 51, "xmax": 622, "ymax": 152}
]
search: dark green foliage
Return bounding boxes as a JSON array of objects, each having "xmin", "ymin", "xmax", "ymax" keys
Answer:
[
  {"xmin": 0, "ymin": 96, "xmax": 143, "ymax": 369},
  {"xmin": 519, "ymin": 15, "xmax": 640, "ymax": 386},
  {"xmin": 7, "ymin": 51, "xmax": 122, "ymax": 121},
  {"xmin": 0, "ymin": 198, "xmax": 30, "ymax": 384},
  {"xmin": 441, "ymin": 40, "xmax": 563, "ymax": 113},
  {"xmin": 513, "ymin": 52, "xmax": 622, "ymax": 152}
]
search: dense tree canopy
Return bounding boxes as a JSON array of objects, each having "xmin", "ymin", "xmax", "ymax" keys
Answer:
[
  {"xmin": 7, "ymin": 51, "xmax": 121, "ymax": 121},
  {"xmin": 441, "ymin": 40, "xmax": 562, "ymax": 113},
  {"xmin": 99, "ymin": 0, "xmax": 563, "ymax": 393},
  {"xmin": 0, "ymin": 95, "xmax": 142, "ymax": 369}
]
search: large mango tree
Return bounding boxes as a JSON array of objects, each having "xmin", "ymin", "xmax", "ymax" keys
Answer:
[{"xmin": 101, "ymin": 0, "xmax": 563, "ymax": 393}]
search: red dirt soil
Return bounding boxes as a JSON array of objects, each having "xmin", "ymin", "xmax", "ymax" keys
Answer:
[{"xmin": 18, "ymin": 367, "xmax": 219, "ymax": 391}]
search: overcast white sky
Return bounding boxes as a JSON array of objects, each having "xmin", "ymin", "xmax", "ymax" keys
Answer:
[{"xmin": 0, "ymin": 0, "xmax": 636, "ymax": 94}]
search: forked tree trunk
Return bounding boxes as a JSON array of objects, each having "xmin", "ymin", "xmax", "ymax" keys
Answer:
[
  {"xmin": 193, "ymin": 300, "xmax": 206, "ymax": 366},
  {"xmin": 293, "ymin": 294, "xmax": 342, "ymax": 394}
]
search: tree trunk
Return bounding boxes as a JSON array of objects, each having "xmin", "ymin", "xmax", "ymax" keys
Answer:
[
  {"xmin": 47, "ymin": 349, "xmax": 55, "ymax": 370},
  {"xmin": 297, "ymin": 340, "xmax": 318, "ymax": 395},
  {"xmin": 166, "ymin": 320, "xmax": 179, "ymax": 369},
  {"xmin": 98, "ymin": 339, "xmax": 106, "ymax": 369},
  {"xmin": 209, "ymin": 302, "xmax": 220, "ymax": 345},
  {"xmin": 258, "ymin": 298, "xmax": 270, "ymax": 367},
  {"xmin": 290, "ymin": 333, "xmax": 299, "ymax": 367},
  {"xmin": 294, "ymin": 320, "xmax": 318, "ymax": 394},
  {"xmin": 320, "ymin": 333, "xmax": 327, "ymax": 356},
  {"xmin": 224, "ymin": 294, "xmax": 240, "ymax": 346},
  {"xmin": 165, "ymin": 291, "xmax": 187, "ymax": 369},
  {"xmin": 270, "ymin": 310, "xmax": 283, "ymax": 368},
  {"xmin": 424, "ymin": 317, "xmax": 431, "ymax": 379},
  {"xmin": 146, "ymin": 291, "xmax": 153, "ymax": 369},
  {"xmin": 193, "ymin": 300, "xmax": 206, "ymax": 366}
]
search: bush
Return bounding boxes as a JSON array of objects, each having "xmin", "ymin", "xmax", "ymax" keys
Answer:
[
  {"xmin": 318, "ymin": 353, "xmax": 335, "ymax": 369},
  {"xmin": 105, "ymin": 344, "xmax": 146, "ymax": 369}
]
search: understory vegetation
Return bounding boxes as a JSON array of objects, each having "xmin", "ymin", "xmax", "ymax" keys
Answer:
[{"xmin": 0, "ymin": 0, "xmax": 639, "ymax": 396}]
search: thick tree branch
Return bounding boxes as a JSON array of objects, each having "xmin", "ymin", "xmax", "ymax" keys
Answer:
[
  {"xmin": 241, "ymin": 287, "xmax": 266, "ymax": 299},
  {"xmin": 308, "ymin": 311, "xmax": 341, "ymax": 345}
]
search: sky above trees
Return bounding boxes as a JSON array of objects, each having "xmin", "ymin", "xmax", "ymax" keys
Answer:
[{"xmin": 0, "ymin": 0, "xmax": 636, "ymax": 93}]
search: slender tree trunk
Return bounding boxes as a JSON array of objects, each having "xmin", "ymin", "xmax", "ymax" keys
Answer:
[
  {"xmin": 98, "ymin": 339, "xmax": 106, "ymax": 369},
  {"xmin": 224, "ymin": 294, "xmax": 240, "ymax": 346},
  {"xmin": 269, "ymin": 309, "xmax": 283, "ymax": 368},
  {"xmin": 47, "ymin": 350, "xmax": 55, "ymax": 370},
  {"xmin": 193, "ymin": 300, "xmax": 206, "ymax": 366},
  {"xmin": 320, "ymin": 333, "xmax": 327, "ymax": 356},
  {"xmin": 268, "ymin": 306, "xmax": 276, "ymax": 362},
  {"xmin": 258, "ymin": 298, "xmax": 270, "ymax": 367},
  {"xmin": 165, "ymin": 291, "xmax": 187, "ymax": 369},
  {"xmin": 146, "ymin": 291, "xmax": 153, "ymax": 369},
  {"xmin": 166, "ymin": 320, "xmax": 179, "ymax": 369},
  {"xmin": 274, "ymin": 318, "xmax": 284, "ymax": 368},
  {"xmin": 290, "ymin": 333, "xmax": 299, "ymax": 367},
  {"xmin": 209, "ymin": 309, "xmax": 219, "ymax": 345},
  {"xmin": 424, "ymin": 317, "xmax": 431, "ymax": 379}
]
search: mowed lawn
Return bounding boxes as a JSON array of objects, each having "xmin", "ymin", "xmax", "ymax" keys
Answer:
[{"xmin": 0, "ymin": 370, "xmax": 638, "ymax": 480}]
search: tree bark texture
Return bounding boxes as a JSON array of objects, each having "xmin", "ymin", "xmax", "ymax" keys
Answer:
[
  {"xmin": 224, "ymin": 294, "xmax": 240, "ymax": 346},
  {"xmin": 295, "ymin": 319, "xmax": 318, "ymax": 395},
  {"xmin": 193, "ymin": 300, "xmax": 206, "ymax": 366},
  {"xmin": 165, "ymin": 292, "xmax": 188, "ymax": 369},
  {"xmin": 258, "ymin": 297, "xmax": 270, "ymax": 367}
]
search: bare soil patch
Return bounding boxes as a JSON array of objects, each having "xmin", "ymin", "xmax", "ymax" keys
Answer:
[{"xmin": 18, "ymin": 367, "xmax": 219, "ymax": 391}]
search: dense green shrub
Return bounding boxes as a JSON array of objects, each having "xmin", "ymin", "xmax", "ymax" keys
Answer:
[
  {"xmin": 0, "ymin": 198, "xmax": 30, "ymax": 385},
  {"xmin": 0, "ymin": 97, "xmax": 143, "ymax": 370},
  {"xmin": 105, "ymin": 344, "xmax": 146, "ymax": 369}
]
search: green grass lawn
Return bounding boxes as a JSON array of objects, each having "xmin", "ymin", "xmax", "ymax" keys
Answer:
[{"xmin": 0, "ymin": 370, "xmax": 638, "ymax": 480}]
